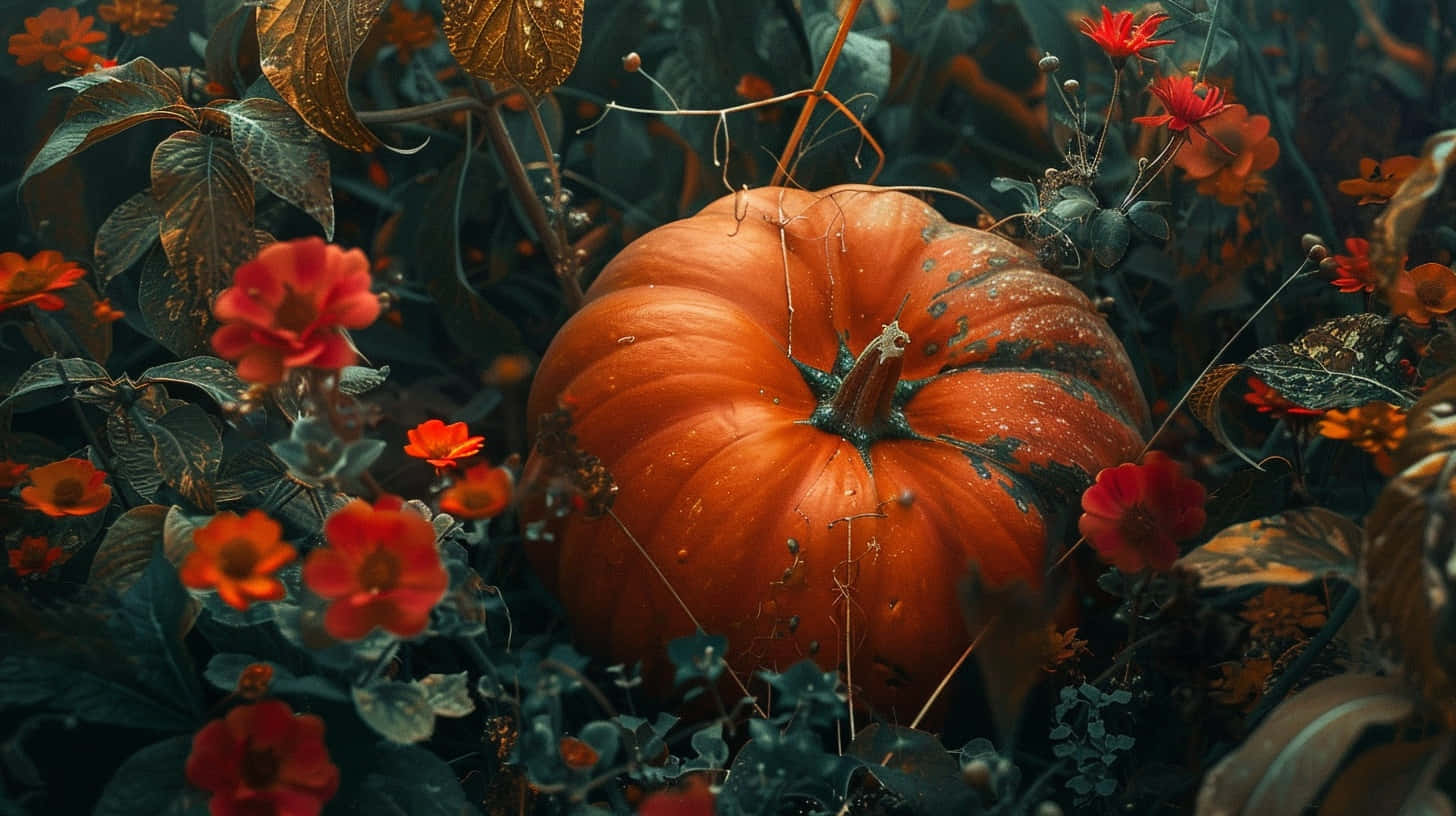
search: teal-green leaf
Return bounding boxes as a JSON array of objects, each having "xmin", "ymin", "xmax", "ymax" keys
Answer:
[
  {"xmin": 221, "ymin": 98, "xmax": 335, "ymax": 238},
  {"xmin": 353, "ymin": 680, "xmax": 436, "ymax": 744},
  {"xmin": 92, "ymin": 736, "xmax": 210, "ymax": 816}
]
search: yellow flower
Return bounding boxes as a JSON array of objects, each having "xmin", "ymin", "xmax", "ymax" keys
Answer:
[
  {"xmin": 97, "ymin": 0, "xmax": 176, "ymax": 36},
  {"xmin": 1316, "ymin": 402, "xmax": 1407, "ymax": 476}
]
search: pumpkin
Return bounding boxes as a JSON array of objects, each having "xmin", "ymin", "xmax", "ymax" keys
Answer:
[{"xmin": 523, "ymin": 185, "xmax": 1147, "ymax": 717}]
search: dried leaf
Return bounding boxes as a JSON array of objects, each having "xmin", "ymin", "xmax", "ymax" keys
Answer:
[
  {"xmin": 1319, "ymin": 736, "xmax": 1454, "ymax": 816},
  {"xmin": 442, "ymin": 0, "xmax": 585, "ymax": 95},
  {"xmin": 255, "ymin": 0, "xmax": 389, "ymax": 151},
  {"xmin": 1371, "ymin": 130, "xmax": 1456, "ymax": 292},
  {"xmin": 149, "ymin": 131, "xmax": 257, "ymax": 356},
  {"xmin": 1176, "ymin": 508, "xmax": 1361, "ymax": 589},
  {"xmin": 94, "ymin": 191, "xmax": 161, "ymax": 289},
  {"xmin": 1244, "ymin": 314, "xmax": 1412, "ymax": 410},
  {"xmin": 1188, "ymin": 364, "xmax": 1254, "ymax": 467},
  {"xmin": 1196, "ymin": 674, "xmax": 1417, "ymax": 816},
  {"xmin": 220, "ymin": 98, "xmax": 335, "ymax": 238},
  {"xmin": 88, "ymin": 504, "xmax": 169, "ymax": 593}
]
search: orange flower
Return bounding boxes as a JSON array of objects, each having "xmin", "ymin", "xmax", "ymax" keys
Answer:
[
  {"xmin": 403, "ymin": 419, "xmax": 484, "ymax": 468},
  {"xmin": 20, "ymin": 458, "xmax": 110, "ymax": 517},
  {"xmin": 483, "ymin": 353, "xmax": 534, "ymax": 387},
  {"xmin": 92, "ymin": 298, "xmax": 125, "ymax": 323},
  {"xmin": 1134, "ymin": 75, "xmax": 1228, "ymax": 133},
  {"xmin": 1329, "ymin": 237, "xmax": 1381, "ymax": 294},
  {"xmin": 235, "ymin": 663, "xmax": 274, "ymax": 700},
  {"xmin": 1338, "ymin": 155, "xmax": 1422, "ymax": 205},
  {"xmin": 57, "ymin": 45, "xmax": 115, "ymax": 75},
  {"xmin": 0, "ymin": 251, "xmax": 86, "ymax": 313},
  {"xmin": 1243, "ymin": 376, "xmax": 1322, "ymax": 420},
  {"xmin": 1212, "ymin": 657, "xmax": 1273, "ymax": 711},
  {"xmin": 185, "ymin": 700, "xmax": 339, "ymax": 816},
  {"xmin": 1172, "ymin": 104, "xmax": 1279, "ymax": 206},
  {"xmin": 1317, "ymin": 402, "xmax": 1407, "ymax": 476},
  {"xmin": 734, "ymin": 73, "xmax": 775, "ymax": 101},
  {"xmin": 1388, "ymin": 262, "xmax": 1456, "ymax": 325},
  {"xmin": 1079, "ymin": 5, "xmax": 1174, "ymax": 65},
  {"xmin": 383, "ymin": 1, "xmax": 436, "ymax": 63},
  {"xmin": 559, "ymin": 736, "xmax": 599, "ymax": 770},
  {"xmin": 439, "ymin": 463, "xmax": 514, "ymax": 520},
  {"xmin": 1239, "ymin": 587, "xmax": 1326, "ymax": 641},
  {"xmin": 179, "ymin": 510, "xmax": 297, "ymax": 611},
  {"xmin": 97, "ymin": 0, "xmax": 176, "ymax": 36},
  {"xmin": 7, "ymin": 8, "xmax": 107, "ymax": 73},
  {"xmin": 8, "ymin": 537, "xmax": 65, "ymax": 577},
  {"xmin": 0, "ymin": 460, "xmax": 30, "ymax": 489},
  {"xmin": 302, "ymin": 496, "xmax": 449, "ymax": 641},
  {"xmin": 211, "ymin": 237, "xmax": 381, "ymax": 385},
  {"xmin": 1078, "ymin": 452, "xmax": 1206, "ymax": 573}
]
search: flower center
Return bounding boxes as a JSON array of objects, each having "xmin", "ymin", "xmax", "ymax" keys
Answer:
[
  {"xmin": 356, "ymin": 550, "xmax": 401, "ymax": 593},
  {"xmin": 1416, "ymin": 279, "xmax": 1448, "ymax": 308},
  {"xmin": 273, "ymin": 286, "xmax": 318, "ymax": 333},
  {"xmin": 239, "ymin": 744, "xmax": 281, "ymax": 790},
  {"xmin": 219, "ymin": 537, "xmax": 261, "ymax": 580},
  {"xmin": 1116, "ymin": 502, "xmax": 1162, "ymax": 545},
  {"xmin": 41, "ymin": 28, "xmax": 69, "ymax": 46},
  {"xmin": 4, "ymin": 266, "xmax": 56, "ymax": 296},
  {"xmin": 460, "ymin": 488, "xmax": 495, "ymax": 510},
  {"xmin": 50, "ymin": 477, "xmax": 84, "ymax": 507}
]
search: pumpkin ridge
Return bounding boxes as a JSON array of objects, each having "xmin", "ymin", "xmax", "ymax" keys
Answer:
[{"xmin": 927, "ymin": 364, "xmax": 1146, "ymax": 431}]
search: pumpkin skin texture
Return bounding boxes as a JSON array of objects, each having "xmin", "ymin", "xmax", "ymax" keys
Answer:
[{"xmin": 524, "ymin": 185, "xmax": 1148, "ymax": 718}]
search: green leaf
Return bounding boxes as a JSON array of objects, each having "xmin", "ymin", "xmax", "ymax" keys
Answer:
[
  {"xmin": 416, "ymin": 672, "xmax": 475, "ymax": 718},
  {"xmin": 203, "ymin": 654, "xmax": 349, "ymax": 701},
  {"xmin": 88, "ymin": 504, "xmax": 171, "ymax": 594},
  {"xmin": 353, "ymin": 680, "xmax": 436, "ymax": 743},
  {"xmin": 356, "ymin": 744, "xmax": 472, "ymax": 816},
  {"xmin": 1243, "ymin": 314, "xmax": 1412, "ymax": 410},
  {"xmin": 1091, "ymin": 208, "xmax": 1132, "ymax": 267},
  {"xmin": 115, "ymin": 554, "xmax": 205, "ymax": 720},
  {"xmin": 91, "ymin": 736, "xmax": 211, "ymax": 816},
  {"xmin": 220, "ymin": 97, "xmax": 335, "ymax": 238},
  {"xmin": 684, "ymin": 721, "xmax": 728, "ymax": 771},
  {"xmin": 94, "ymin": 191, "xmax": 162, "ymax": 289},
  {"xmin": 0, "ymin": 357, "xmax": 110, "ymax": 412},
  {"xmin": 0, "ymin": 654, "xmax": 195, "ymax": 731},
  {"xmin": 148, "ymin": 131, "xmax": 258, "ymax": 356},
  {"xmin": 140, "ymin": 357, "xmax": 249, "ymax": 407},
  {"xmin": 801, "ymin": 0, "xmax": 889, "ymax": 121},
  {"xmin": 23, "ymin": 58, "xmax": 196, "ymax": 188},
  {"xmin": 1127, "ymin": 201, "xmax": 1170, "ymax": 240},
  {"xmin": 340, "ymin": 365, "xmax": 391, "ymax": 395},
  {"xmin": 991, "ymin": 177, "xmax": 1041, "ymax": 212},
  {"xmin": 147, "ymin": 404, "xmax": 223, "ymax": 511}
]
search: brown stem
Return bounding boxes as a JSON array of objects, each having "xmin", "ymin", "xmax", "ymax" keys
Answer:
[
  {"xmin": 822, "ymin": 321, "xmax": 909, "ymax": 436},
  {"xmin": 770, "ymin": 0, "xmax": 865, "ymax": 187}
]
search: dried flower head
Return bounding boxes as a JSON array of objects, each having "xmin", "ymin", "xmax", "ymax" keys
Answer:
[{"xmin": 1239, "ymin": 587, "xmax": 1327, "ymax": 641}]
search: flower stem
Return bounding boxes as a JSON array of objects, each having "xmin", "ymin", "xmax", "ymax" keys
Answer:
[
  {"xmin": 1195, "ymin": 0, "xmax": 1223, "ymax": 83},
  {"xmin": 1092, "ymin": 67, "xmax": 1122, "ymax": 172}
]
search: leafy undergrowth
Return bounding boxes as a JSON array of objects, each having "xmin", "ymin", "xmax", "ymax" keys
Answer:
[{"xmin": 2, "ymin": 0, "xmax": 1456, "ymax": 814}]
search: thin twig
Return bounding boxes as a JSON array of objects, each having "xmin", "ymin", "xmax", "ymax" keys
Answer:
[
  {"xmin": 771, "ymin": 0, "xmax": 866, "ymax": 187},
  {"xmin": 1194, "ymin": 0, "xmax": 1223, "ymax": 84},
  {"xmin": 907, "ymin": 616, "xmax": 997, "ymax": 732}
]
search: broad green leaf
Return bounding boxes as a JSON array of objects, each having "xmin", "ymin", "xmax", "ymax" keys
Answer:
[
  {"xmin": 147, "ymin": 404, "xmax": 223, "ymax": 511},
  {"xmin": 149, "ymin": 131, "xmax": 257, "ymax": 356},
  {"xmin": 204, "ymin": 4, "xmax": 258, "ymax": 97},
  {"xmin": 442, "ymin": 0, "xmax": 585, "ymax": 95},
  {"xmin": 1243, "ymin": 314, "xmax": 1412, "ymax": 410},
  {"xmin": 1176, "ymin": 508, "xmax": 1360, "ymax": 589},
  {"xmin": 801, "ymin": 0, "xmax": 890, "ymax": 121},
  {"xmin": 0, "ymin": 654, "xmax": 195, "ymax": 731},
  {"xmin": 357, "ymin": 745, "xmax": 472, "ymax": 816},
  {"xmin": 220, "ymin": 98, "xmax": 335, "ymax": 237},
  {"xmin": 848, "ymin": 724, "xmax": 976, "ymax": 814},
  {"xmin": 1091, "ymin": 208, "xmax": 1132, "ymax": 267},
  {"xmin": 92, "ymin": 736, "xmax": 210, "ymax": 816},
  {"xmin": 88, "ymin": 504, "xmax": 170, "ymax": 594},
  {"xmin": 254, "ymin": 0, "xmax": 389, "ymax": 151},
  {"xmin": 416, "ymin": 672, "xmax": 475, "ymax": 718},
  {"xmin": 94, "ymin": 191, "xmax": 162, "ymax": 289},
  {"xmin": 106, "ymin": 387, "xmax": 185, "ymax": 502},
  {"xmin": 115, "ymin": 555, "xmax": 205, "ymax": 719},
  {"xmin": 353, "ymin": 680, "xmax": 436, "ymax": 743},
  {"xmin": 0, "ymin": 357, "xmax": 110, "ymax": 412},
  {"xmin": 140, "ymin": 356, "xmax": 249, "ymax": 407}
]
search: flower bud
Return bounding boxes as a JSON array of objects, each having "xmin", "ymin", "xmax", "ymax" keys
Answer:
[
  {"xmin": 1038, "ymin": 54, "xmax": 1061, "ymax": 72},
  {"xmin": 622, "ymin": 52, "xmax": 642, "ymax": 72},
  {"xmin": 1062, "ymin": 78, "xmax": 1080, "ymax": 94},
  {"xmin": 1300, "ymin": 233, "xmax": 1325, "ymax": 253},
  {"xmin": 1306, "ymin": 244, "xmax": 1329, "ymax": 262}
]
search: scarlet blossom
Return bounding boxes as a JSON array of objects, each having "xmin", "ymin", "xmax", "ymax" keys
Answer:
[
  {"xmin": 1239, "ymin": 587, "xmax": 1326, "ymax": 641},
  {"xmin": 20, "ymin": 458, "xmax": 110, "ymax": 517},
  {"xmin": 1078, "ymin": 452, "xmax": 1206, "ymax": 573},
  {"xmin": 97, "ymin": 0, "xmax": 177, "ymax": 37},
  {"xmin": 7, "ymin": 8, "xmax": 107, "ymax": 73},
  {"xmin": 303, "ymin": 496, "xmax": 449, "ymax": 641},
  {"xmin": 185, "ymin": 700, "xmax": 339, "ymax": 816},
  {"xmin": 383, "ymin": 1, "xmax": 436, "ymax": 63},
  {"xmin": 1317, "ymin": 402, "xmax": 1407, "ymax": 476},
  {"xmin": 8, "ymin": 537, "xmax": 65, "ymax": 577},
  {"xmin": 1388, "ymin": 262, "xmax": 1456, "ymax": 325},
  {"xmin": 439, "ymin": 463, "xmax": 515, "ymax": 520},
  {"xmin": 638, "ymin": 777, "xmax": 716, "ymax": 816},
  {"xmin": 179, "ymin": 510, "xmax": 297, "ymax": 611},
  {"xmin": 0, "ymin": 251, "xmax": 86, "ymax": 313},
  {"xmin": 1329, "ymin": 237, "xmax": 1381, "ymax": 294},
  {"xmin": 0, "ymin": 460, "xmax": 30, "ymax": 489},
  {"xmin": 1079, "ymin": 5, "xmax": 1174, "ymax": 65},
  {"xmin": 1172, "ymin": 104, "xmax": 1280, "ymax": 206},
  {"xmin": 1133, "ymin": 75, "xmax": 1229, "ymax": 133},
  {"xmin": 92, "ymin": 298, "xmax": 125, "ymax": 323},
  {"xmin": 211, "ymin": 237, "xmax": 381, "ymax": 385},
  {"xmin": 403, "ymin": 419, "xmax": 484, "ymax": 468},
  {"xmin": 1243, "ymin": 376, "xmax": 1322, "ymax": 420},
  {"xmin": 1338, "ymin": 155, "xmax": 1422, "ymax": 205},
  {"xmin": 58, "ymin": 45, "xmax": 115, "ymax": 75}
]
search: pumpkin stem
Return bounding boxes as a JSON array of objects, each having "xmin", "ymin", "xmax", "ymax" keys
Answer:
[{"xmin": 821, "ymin": 321, "xmax": 910, "ymax": 439}]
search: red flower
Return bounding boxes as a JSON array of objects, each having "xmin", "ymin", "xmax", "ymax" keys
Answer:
[
  {"xmin": 179, "ymin": 510, "xmax": 297, "ymax": 611},
  {"xmin": 1329, "ymin": 237, "xmax": 1381, "ymax": 294},
  {"xmin": 0, "ymin": 251, "xmax": 86, "ymax": 313},
  {"xmin": 1172, "ymin": 104, "xmax": 1280, "ymax": 206},
  {"xmin": 211, "ymin": 237, "xmax": 381, "ymax": 385},
  {"xmin": 8, "ymin": 537, "xmax": 65, "ymax": 577},
  {"xmin": 403, "ymin": 419, "xmax": 484, "ymax": 468},
  {"xmin": 0, "ymin": 460, "xmax": 30, "ymax": 489},
  {"xmin": 1134, "ymin": 75, "xmax": 1229, "ymax": 133},
  {"xmin": 1078, "ymin": 452, "xmax": 1206, "ymax": 573},
  {"xmin": 439, "ymin": 463, "xmax": 514, "ymax": 520},
  {"xmin": 638, "ymin": 778, "xmax": 716, "ymax": 816},
  {"xmin": 302, "ymin": 496, "xmax": 449, "ymax": 641},
  {"xmin": 1079, "ymin": 5, "xmax": 1174, "ymax": 64},
  {"xmin": 1243, "ymin": 376, "xmax": 1322, "ymax": 420},
  {"xmin": 7, "ymin": 8, "xmax": 107, "ymax": 73},
  {"xmin": 185, "ymin": 700, "xmax": 339, "ymax": 816},
  {"xmin": 20, "ymin": 458, "xmax": 110, "ymax": 517},
  {"xmin": 1338, "ymin": 155, "xmax": 1422, "ymax": 205}
]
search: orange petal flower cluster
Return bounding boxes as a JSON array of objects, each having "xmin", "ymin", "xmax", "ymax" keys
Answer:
[
  {"xmin": 0, "ymin": 251, "xmax": 86, "ymax": 313},
  {"xmin": 97, "ymin": 0, "xmax": 177, "ymax": 37},
  {"xmin": 20, "ymin": 458, "xmax": 111, "ymax": 517},
  {"xmin": 179, "ymin": 510, "xmax": 297, "ymax": 611},
  {"xmin": 1078, "ymin": 452, "xmax": 1206, "ymax": 573},
  {"xmin": 211, "ymin": 237, "xmax": 381, "ymax": 385},
  {"xmin": 1172, "ymin": 104, "xmax": 1279, "ymax": 206},
  {"xmin": 404, "ymin": 419, "xmax": 484, "ymax": 468},
  {"xmin": 383, "ymin": 1, "xmax": 436, "ymax": 63},
  {"xmin": 1316, "ymin": 402, "xmax": 1407, "ymax": 476},
  {"xmin": 185, "ymin": 700, "xmax": 339, "ymax": 816},
  {"xmin": 1389, "ymin": 262, "xmax": 1456, "ymax": 325},
  {"xmin": 9, "ymin": 537, "xmax": 66, "ymax": 577},
  {"xmin": 1079, "ymin": 5, "xmax": 1174, "ymax": 65},
  {"xmin": 7, "ymin": 8, "xmax": 106, "ymax": 73},
  {"xmin": 1239, "ymin": 587, "xmax": 1326, "ymax": 641},
  {"xmin": 1337, "ymin": 155, "xmax": 1422, "ymax": 205},
  {"xmin": 439, "ymin": 463, "xmax": 515, "ymax": 520}
]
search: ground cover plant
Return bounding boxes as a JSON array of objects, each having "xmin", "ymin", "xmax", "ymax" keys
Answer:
[{"xmin": 2, "ymin": 0, "xmax": 1456, "ymax": 814}]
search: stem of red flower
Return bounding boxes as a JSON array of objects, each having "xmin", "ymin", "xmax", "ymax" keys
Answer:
[
  {"xmin": 1120, "ymin": 133, "xmax": 1186, "ymax": 209},
  {"xmin": 1195, "ymin": 0, "xmax": 1223, "ymax": 84},
  {"xmin": 1091, "ymin": 67, "xmax": 1121, "ymax": 172}
]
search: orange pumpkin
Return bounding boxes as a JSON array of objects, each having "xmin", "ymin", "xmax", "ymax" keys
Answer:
[{"xmin": 524, "ymin": 186, "xmax": 1147, "ymax": 717}]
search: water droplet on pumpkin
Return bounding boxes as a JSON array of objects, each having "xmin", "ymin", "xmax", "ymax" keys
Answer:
[{"xmin": 676, "ymin": 548, "xmax": 688, "ymax": 563}]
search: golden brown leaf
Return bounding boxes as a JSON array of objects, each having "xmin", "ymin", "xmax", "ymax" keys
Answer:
[
  {"xmin": 1370, "ymin": 130, "xmax": 1456, "ymax": 293},
  {"xmin": 441, "ymin": 0, "xmax": 585, "ymax": 95},
  {"xmin": 255, "ymin": 0, "xmax": 389, "ymax": 151},
  {"xmin": 1176, "ymin": 508, "xmax": 1361, "ymax": 589},
  {"xmin": 1188, "ymin": 364, "xmax": 1256, "ymax": 467},
  {"xmin": 1319, "ymin": 736, "xmax": 1453, "ymax": 816}
]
